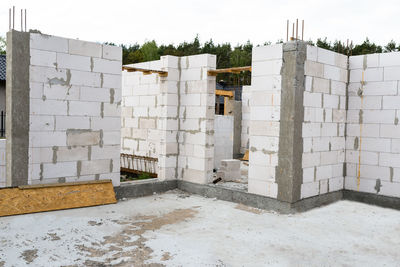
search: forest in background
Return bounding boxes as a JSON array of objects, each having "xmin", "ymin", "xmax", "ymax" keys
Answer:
[
  {"xmin": 114, "ymin": 36, "xmax": 400, "ymax": 85},
  {"xmin": 1, "ymin": 35, "xmax": 400, "ymax": 85}
]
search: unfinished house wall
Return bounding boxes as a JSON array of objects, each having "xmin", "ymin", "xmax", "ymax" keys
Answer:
[
  {"xmin": 214, "ymin": 115, "xmax": 234, "ymax": 169},
  {"xmin": 0, "ymin": 139, "xmax": 5, "ymax": 187},
  {"xmin": 6, "ymin": 31, "xmax": 122, "ymax": 187},
  {"xmin": 345, "ymin": 52, "xmax": 400, "ymax": 198},
  {"xmin": 300, "ymin": 46, "xmax": 347, "ymax": 199},
  {"xmin": 248, "ymin": 44, "xmax": 282, "ymax": 198},
  {"xmin": 121, "ymin": 60, "xmax": 161, "ymax": 158},
  {"xmin": 178, "ymin": 54, "xmax": 216, "ymax": 184},
  {"xmin": 241, "ymin": 85, "xmax": 251, "ymax": 154},
  {"xmin": 121, "ymin": 54, "xmax": 216, "ymax": 183}
]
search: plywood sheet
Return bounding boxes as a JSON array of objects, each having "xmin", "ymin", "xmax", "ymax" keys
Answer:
[{"xmin": 0, "ymin": 180, "xmax": 117, "ymax": 217}]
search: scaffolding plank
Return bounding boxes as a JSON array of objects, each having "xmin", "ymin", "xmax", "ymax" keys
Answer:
[
  {"xmin": 208, "ymin": 66, "xmax": 251, "ymax": 76},
  {"xmin": 0, "ymin": 180, "xmax": 116, "ymax": 217},
  {"xmin": 216, "ymin": 89, "xmax": 234, "ymax": 98},
  {"xmin": 122, "ymin": 66, "xmax": 168, "ymax": 77}
]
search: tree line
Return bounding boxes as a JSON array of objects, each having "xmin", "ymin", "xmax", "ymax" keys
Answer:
[
  {"xmin": 114, "ymin": 36, "xmax": 400, "ymax": 85},
  {"xmin": 1, "ymin": 35, "xmax": 399, "ymax": 85}
]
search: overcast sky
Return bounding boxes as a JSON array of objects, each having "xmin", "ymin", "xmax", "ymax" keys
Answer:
[{"xmin": 1, "ymin": 0, "xmax": 399, "ymax": 47}]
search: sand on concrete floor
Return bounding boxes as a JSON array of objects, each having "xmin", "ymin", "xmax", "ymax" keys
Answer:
[{"xmin": 0, "ymin": 190, "xmax": 399, "ymax": 266}]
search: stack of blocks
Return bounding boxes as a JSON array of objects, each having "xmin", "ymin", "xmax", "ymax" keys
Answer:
[
  {"xmin": 216, "ymin": 159, "xmax": 241, "ymax": 182},
  {"xmin": 6, "ymin": 31, "xmax": 122, "ymax": 186}
]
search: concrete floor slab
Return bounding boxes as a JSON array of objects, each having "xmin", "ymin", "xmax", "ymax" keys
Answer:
[{"xmin": 0, "ymin": 190, "xmax": 399, "ymax": 266}]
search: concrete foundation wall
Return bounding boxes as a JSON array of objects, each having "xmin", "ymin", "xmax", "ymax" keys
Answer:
[
  {"xmin": 7, "ymin": 31, "xmax": 122, "ymax": 186},
  {"xmin": 240, "ymin": 85, "xmax": 251, "ymax": 154},
  {"xmin": 0, "ymin": 139, "xmax": 5, "ymax": 187},
  {"xmin": 214, "ymin": 115, "xmax": 234, "ymax": 169},
  {"xmin": 345, "ymin": 52, "xmax": 400, "ymax": 198},
  {"xmin": 248, "ymin": 44, "xmax": 283, "ymax": 198},
  {"xmin": 300, "ymin": 46, "xmax": 348, "ymax": 199}
]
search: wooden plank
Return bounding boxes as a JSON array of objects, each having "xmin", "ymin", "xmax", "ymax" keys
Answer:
[
  {"xmin": 208, "ymin": 66, "xmax": 251, "ymax": 76},
  {"xmin": 216, "ymin": 89, "xmax": 234, "ymax": 98},
  {"xmin": 242, "ymin": 150, "xmax": 249, "ymax": 161},
  {"xmin": 0, "ymin": 180, "xmax": 117, "ymax": 217},
  {"xmin": 122, "ymin": 66, "xmax": 168, "ymax": 77}
]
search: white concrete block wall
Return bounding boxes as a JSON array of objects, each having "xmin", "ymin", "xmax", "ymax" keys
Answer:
[
  {"xmin": 28, "ymin": 33, "xmax": 122, "ymax": 186},
  {"xmin": 301, "ymin": 46, "xmax": 347, "ymax": 199},
  {"xmin": 158, "ymin": 56, "xmax": 180, "ymax": 180},
  {"xmin": 248, "ymin": 44, "xmax": 282, "ymax": 198},
  {"xmin": 121, "ymin": 59, "xmax": 162, "ymax": 159},
  {"xmin": 346, "ymin": 52, "xmax": 400, "ymax": 197},
  {"xmin": 178, "ymin": 54, "xmax": 216, "ymax": 184},
  {"xmin": 0, "ymin": 139, "xmax": 5, "ymax": 187},
  {"xmin": 121, "ymin": 55, "xmax": 216, "ymax": 183},
  {"xmin": 214, "ymin": 115, "xmax": 234, "ymax": 169},
  {"xmin": 241, "ymin": 85, "xmax": 251, "ymax": 154}
]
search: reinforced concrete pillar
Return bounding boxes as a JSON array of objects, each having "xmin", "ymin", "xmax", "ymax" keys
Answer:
[
  {"xmin": 6, "ymin": 30, "xmax": 30, "ymax": 186},
  {"xmin": 248, "ymin": 41, "xmax": 306, "ymax": 203}
]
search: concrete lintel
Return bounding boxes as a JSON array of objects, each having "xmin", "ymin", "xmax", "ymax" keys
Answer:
[
  {"xmin": 276, "ymin": 41, "xmax": 307, "ymax": 203},
  {"xmin": 6, "ymin": 30, "xmax": 30, "ymax": 186}
]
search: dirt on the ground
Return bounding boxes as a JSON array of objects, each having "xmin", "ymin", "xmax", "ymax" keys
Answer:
[
  {"xmin": 76, "ymin": 208, "xmax": 198, "ymax": 266},
  {"xmin": 20, "ymin": 249, "xmax": 38, "ymax": 264},
  {"xmin": 234, "ymin": 204, "xmax": 264, "ymax": 214}
]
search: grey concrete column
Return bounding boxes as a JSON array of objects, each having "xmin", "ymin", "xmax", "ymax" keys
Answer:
[
  {"xmin": 276, "ymin": 42, "xmax": 306, "ymax": 203},
  {"xmin": 6, "ymin": 30, "xmax": 30, "ymax": 186}
]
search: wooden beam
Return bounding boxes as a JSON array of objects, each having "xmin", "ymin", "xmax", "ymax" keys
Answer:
[
  {"xmin": 0, "ymin": 180, "xmax": 116, "ymax": 217},
  {"xmin": 122, "ymin": 66, "xmax": 168, "ymax": 77},
  {"xmin": 208, "ymin": 66, "xmax": 251, "ymax": 76},
  {"xmin": 216, "ymin": 89, "xmax": 234, "ymax": 98}
]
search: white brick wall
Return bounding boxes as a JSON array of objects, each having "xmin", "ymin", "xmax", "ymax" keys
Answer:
[
  {"xmin": 346, "ymin": 52, "xmax": 400, "ymax": 198},
  {"xmin": 27, "ymin": 33, "xmax": 122, "ymax": 186},
  {"xmin": 121, "ymin": 54, "xmax": 215, "ymax": 183},
  {"xmin": 121, "ymin": 63, "xmax": 161, "ymax": 159},
  {"xmin": 248, "ymin": 44, "xmax": 283, "ymax": 198},
  {"xmin": 301, "ymin": 46, "xmax": 347, "ymax": 199}
]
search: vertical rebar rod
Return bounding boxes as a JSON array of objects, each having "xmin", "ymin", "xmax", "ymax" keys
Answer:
[
  {"xmin": 9, "ymin": 8, "xmax": 11, "ymax": 30},
  {"xmin": 25, "ymin": 9, "xmax": 27, "ymax": 31},
  {"xmin": 302, "ymin": 20, "xmax": 304, "ymax": 41},
  {"xmin": 296, "ymin": 19, "xmax": 298, "ymax": 40},
  {"xmin": 292, "ymin": 23, "xmax": 294, "ymax": 39},
  {"xmin": 21, "ymin": 9, "xmax": 23, "ymax": 31},
  {"xmin": 13, "ymin": 6, "xmax": 15, "ymax": 29},
  {"xmin": 286, "ymin": 20, "xmax": 289, "ymax": 42}
]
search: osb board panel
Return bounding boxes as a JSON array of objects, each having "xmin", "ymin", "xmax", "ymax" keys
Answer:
[{"xmin": 0, "ymin": 180, "xmax": 117, "ymax": 217}]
